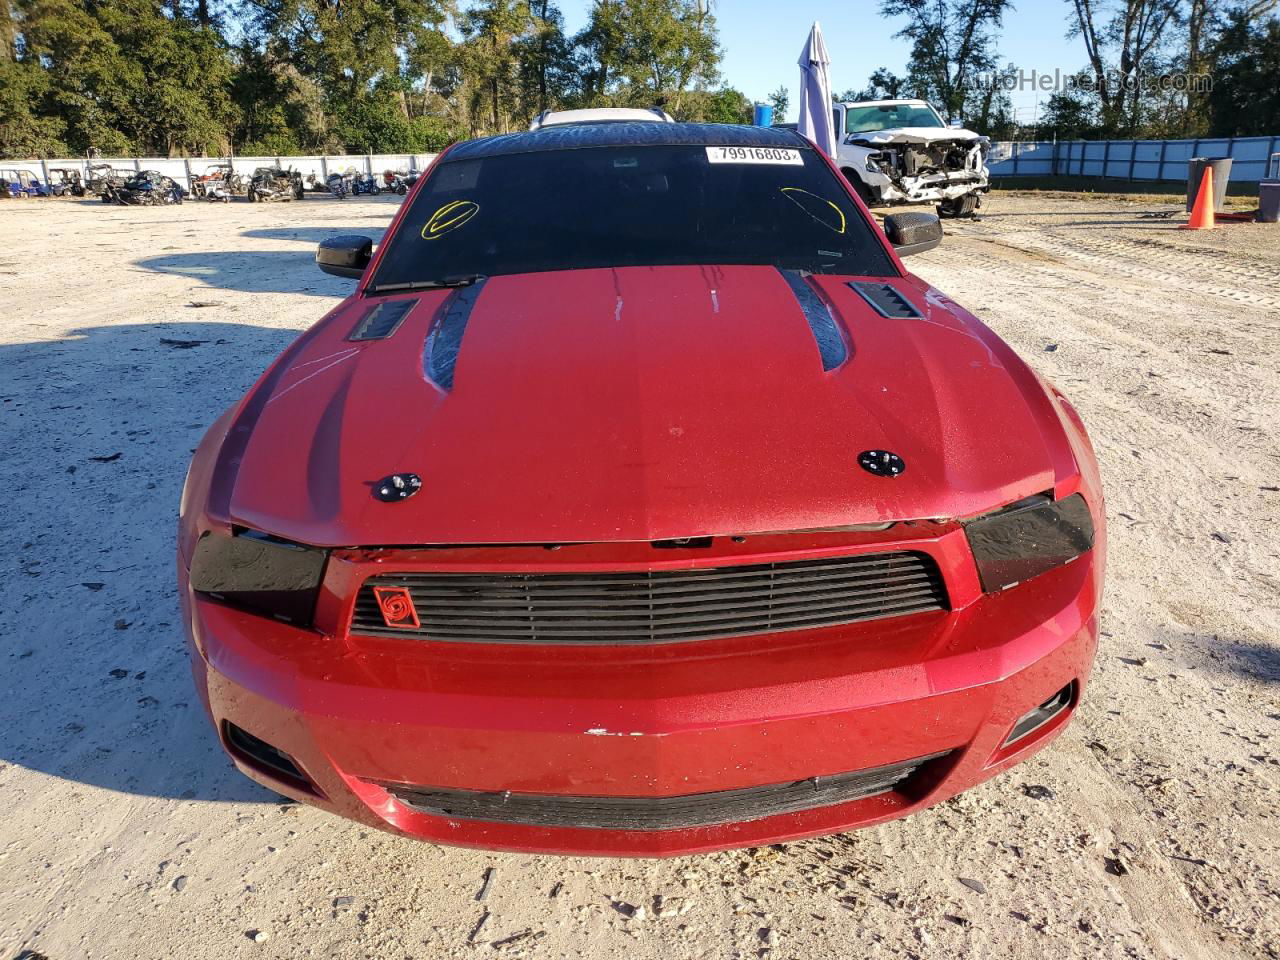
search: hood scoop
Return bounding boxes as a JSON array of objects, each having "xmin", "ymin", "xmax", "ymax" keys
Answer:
[
  {"xmin": 425, "ymin": 280, "xmax": 488, "ymax": 390},
  {"xmin": 849, "ymin": 282, "xmax": 922, "ymax": 319},
  {"xmin": 779, "ymin": 269, "xmax": 848, "ymax": 371},
  {"xmin": 349, "ymin": 298, "xmax": 418, "ymax": 341}
]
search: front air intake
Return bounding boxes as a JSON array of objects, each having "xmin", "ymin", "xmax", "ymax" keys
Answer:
[
  {"xmin": 1003, "ymin": 683, "xmax": 1075, "ymax": 746},
  {"xmin": 376, "ymin": 751, "xmax": 952, "ymax": 830},
  {"xmin": 350, "ymin": 551, "xmax": 948, "ymax": 645},
  {"xmin": 223, "ymin": 721, "xmax": 314, "ymax": 791}
]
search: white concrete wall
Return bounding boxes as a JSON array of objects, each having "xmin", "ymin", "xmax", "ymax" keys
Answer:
[{"xmin": 0, "ymin": 153, "xmax": 440, "ymax": 189}]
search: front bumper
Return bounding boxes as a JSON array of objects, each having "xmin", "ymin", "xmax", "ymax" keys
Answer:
[{"xmin": 181, "ymin": 530, "xmax": 1099, "ymax": 856}]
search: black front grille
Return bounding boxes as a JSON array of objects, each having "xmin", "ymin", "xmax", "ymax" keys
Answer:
[
  {"xmin": 350, "ymin": 551, "xmax": 948, "ymax": 644},
  {"xmin": 377, "ymin": 752, "xmax": 949, "ymax": 830}
]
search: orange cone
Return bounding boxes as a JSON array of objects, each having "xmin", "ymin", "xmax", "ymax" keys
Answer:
[{"xmin": 1183, "ymin": 167, "xmax": 1216, "ymax": 230}]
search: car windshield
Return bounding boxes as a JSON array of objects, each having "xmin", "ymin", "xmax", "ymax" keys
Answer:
[
  {"xmin": 844, "ymin": 104, "xmax": 945, "ymax": 134},
  {"xmin": 370, "ymin": 143, "xmax": 895, "ymax": 287}
]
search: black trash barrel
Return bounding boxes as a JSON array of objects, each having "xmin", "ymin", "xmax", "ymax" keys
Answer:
[
  {"xmin": 1186, "ymin": 157, "xmax": 1231, "ymax": 212},
  {"xmin": 1259, "ymin": 180, "xmax": 1280, "ymax": 224}
]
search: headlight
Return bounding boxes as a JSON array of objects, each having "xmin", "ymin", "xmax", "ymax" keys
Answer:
[
  {"xmin": 864, "ymin": 153, "xmax": 882, "ymax": 173},
  {"xmin": 963, "ymin": 493, "xmax": 1094, "ymax": 592},
  {"xmin": 189, "ymin": 529, "xmax": 328, "ymax": 625}
]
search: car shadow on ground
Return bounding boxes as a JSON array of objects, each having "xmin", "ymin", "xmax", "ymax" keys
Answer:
[
  {"xmin": 135, "ymin": 250, "xmax": 361, "ymax": 297},
  {"xmin": 1, "ymin": 321, "xmax": 309, "ymax": 803},
  {"xmin": 1218, "ymin": 641, "xmax": 1280, "ymax": 684}
]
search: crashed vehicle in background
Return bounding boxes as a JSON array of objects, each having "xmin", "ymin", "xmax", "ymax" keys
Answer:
[
  {"xmin": 116, "ymin": 169, "xmax": 185, "ymax": 205},
  {"xmin": 248, "ymin": 166, "xmax": 304, "ymax": 202},
  {"xmin": 192, "ymin": 164, "xmax": 245, "ymax": 202},
  {"xmin": 85, "ymin": 164, "xmax": 129, "ymax": 202},
  {"xmin": 47, "ymin": 168, "xmax": 84, "ymax": 197},
  {"xmin": 179, "ymin": 119, "xmax": 1103, "ymax": 856},
  {"xmin": 832, "ymin": 99, "xmax": 990, "ymax": 218}
]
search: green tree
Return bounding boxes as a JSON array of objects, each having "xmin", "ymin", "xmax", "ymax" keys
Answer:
[
  {"xmin": 1206, "ymin": 11, "xmax": 1280, "ymax": 136},
  {"xmin": 516, "ymin": 0, "xmax": 573, "ymax": 119},
  {"xmin": 767, "ymin": 84, "xmax": 788, "ymax": 119},
  {"xmin": 879, "ymin": 0, "xmax": 1012, "ymax": 122},
  {"xmin": 1064, "ymin": 0, "xmax": 1181, "ymax": 134},
  {"xmin": 576, "ymin": 0, "xmax": 720, "ymax": 112},
  {"xmin": 677, "ymin": 85, "xmax": 749, "ymax": 122},
  {"xmin": 458, "ymin": 0, "xmax": 532, "ymax": 134}
]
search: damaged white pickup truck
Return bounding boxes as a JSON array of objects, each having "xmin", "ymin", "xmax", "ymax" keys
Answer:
[{"xmin": 831, "ymin": 99, "xmax": 990, "ymax": 218}]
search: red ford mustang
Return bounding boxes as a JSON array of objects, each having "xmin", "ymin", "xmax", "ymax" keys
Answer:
[{"xmin": 178, "ymin": 122, "xmax": 1104, "ymax": 856}]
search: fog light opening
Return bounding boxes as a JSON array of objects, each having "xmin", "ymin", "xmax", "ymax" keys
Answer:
[
  {"xmin": 1004, "ymin": 682, "xmax": 1075, "ymax": 748},
  {"xmin": 223, "ymin": 721, "xmax": 317, "ymax": 794}
]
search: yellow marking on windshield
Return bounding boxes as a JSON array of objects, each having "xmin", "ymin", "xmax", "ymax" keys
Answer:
[
  {"xmin": 780, "ymin": 187, "xmax": 846, "ymax": 234},
  {"xmin": 422, "ymin": 200, "xmax": 480, "ymax": 240}
]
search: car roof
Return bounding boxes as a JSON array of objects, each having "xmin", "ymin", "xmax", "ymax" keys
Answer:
[
  {"xmin": 445, "ymin": 122, "xmax": 810, "ymax": 162},
  {"xmin": 530, "ymin": 107, "xmax": 675, "ymax": 130},
  {"xmin": 838, "ymin": 99, "xmax": 931, "ymax": 108}
]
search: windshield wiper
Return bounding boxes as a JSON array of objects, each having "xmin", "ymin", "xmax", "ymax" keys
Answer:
[{"xmin": 366, "ymin": 274, "xmax": 485, "ymax": 294}]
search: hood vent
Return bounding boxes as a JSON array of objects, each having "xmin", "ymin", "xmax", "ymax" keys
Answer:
[
  {"xmin": 349, "ymin": 298, "xmax": 418, "ymax": 341},
  {"xmin": 426, "ymin": 279, "xmax": 487, "ymax": 390},
  {"xmin": 849, "ymin": 282, "xmax": 922, "ymax": 319},
  {"xmin": 779, "ymin": 269, "xmax": 848, "ymax": 371}
]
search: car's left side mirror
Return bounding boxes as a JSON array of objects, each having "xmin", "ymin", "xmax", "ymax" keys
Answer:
[
  {"xmin": 317, "ymin": 235, "xmax": 373, "ymax": 279},
  {"xmin": 883, "ymin": 212, "xmax": 942, "ymax": 257}
]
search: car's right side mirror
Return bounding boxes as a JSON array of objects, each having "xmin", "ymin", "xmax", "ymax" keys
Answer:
[
  {"xmin": 316, "ymin": 235, "xmax": 373, "ymax": 279},
  {"xmin": 883, "ymin": 212, "xmax": 942, "ymax": 258}
]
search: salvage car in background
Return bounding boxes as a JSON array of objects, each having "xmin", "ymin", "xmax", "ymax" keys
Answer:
[
  {"xmin": 180, "ymin": 118, "xmax": 1103, "ymax": 856},
  {"xmin": 247, "ymin": 165, "xmax": 304, "ymax": 202},
  {"xmin": 47, "ymin": 168, "xmax": 84, "ymax": 197},
  {"xmin": 116, "ymin": 169, "xmax": 185, "ymax": 205},
  {"xmin": 85, "ymin": 163, "xmax": 129, "ymax": 202},
  {"xmin": 192, "ymin": 163, "xmax": 245, "ymax": 202},
  {"xmin": 832, "ymin": 99, "xmax": 989, "ymax": 217}
]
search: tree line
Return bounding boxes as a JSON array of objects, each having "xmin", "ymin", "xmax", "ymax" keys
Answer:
[
  {"xmin": 0, "ymin": 0, "xmax": 746, "ymax": 157},
  {"xmin": 842, "ymin": 0, "xmax": 1280, "ymax": 140},
  {"xmin": 2, "ymin": 0, "xmax": 1278, "ymax": 159}
]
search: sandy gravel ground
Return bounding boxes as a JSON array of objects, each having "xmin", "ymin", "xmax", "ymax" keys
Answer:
[{"xmin": 1, "ymin": 192, "xmax": 1277, "ymax": 960}]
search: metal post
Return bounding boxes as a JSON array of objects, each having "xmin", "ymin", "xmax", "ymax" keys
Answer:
[
  {"xmin": 1101, "ymin": 139, "xmax": 1111, "ymax": 180},
  {"xmin": 1127, "ymin": 139, "xmax": 1137, "ymax": 181},
  {"xmin": 183, "ymin": 157, "xmax": 192, "ymax": 192},
  {"xmin": 1157, "ymin": 139, "xmax": 1168, "ymax": 183}
]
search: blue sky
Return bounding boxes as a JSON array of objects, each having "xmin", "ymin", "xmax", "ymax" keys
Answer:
[{"xmin": 558, "ymin": 0, "xmax": 1084, "ymax": 123}]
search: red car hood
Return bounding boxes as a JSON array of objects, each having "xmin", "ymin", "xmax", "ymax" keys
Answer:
[{"xmin": 225, "ymin": 265, "xmax": 1075, "ymax": 546}]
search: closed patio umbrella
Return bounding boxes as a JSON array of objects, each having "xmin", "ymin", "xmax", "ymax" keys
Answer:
[{"xmin": 797, "ymin": 22, "xmax": 837, "ymax": 157}]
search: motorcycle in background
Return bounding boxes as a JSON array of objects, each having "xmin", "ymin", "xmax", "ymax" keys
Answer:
[
  {"xmin": 352, "ymin": 172, "xmax": 382, "ymax": 196},
  {"xmin": 325, "ymin": 171, "xmax": 351, "ymax": 199}
]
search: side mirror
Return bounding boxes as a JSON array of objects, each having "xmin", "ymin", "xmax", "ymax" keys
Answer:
[
  {"xmin": 317, "ymin": 235, "xmax": 373, "ymax": 279},
  {"xmin": 883, "ymin": 212, "xmax": 942, "ymax": 257}
]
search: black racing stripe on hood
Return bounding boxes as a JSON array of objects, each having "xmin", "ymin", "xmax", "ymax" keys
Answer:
[
  {"xmin": 779, "ymin": 269, "xmax": 848, "ymax": 371},
  {"xmin": 425, "ymin": 279, "xmax": 487, "ymax": 390}
]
